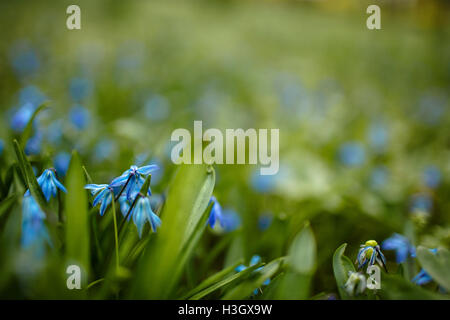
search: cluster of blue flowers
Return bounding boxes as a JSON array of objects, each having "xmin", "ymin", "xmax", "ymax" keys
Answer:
[
  {"xmin": 21, "ymin": 169, "xmax": 66, "ymax": 255},
  {"xmin": 85, "ymin": 164, "xmax": 161, "ymax": 237}
]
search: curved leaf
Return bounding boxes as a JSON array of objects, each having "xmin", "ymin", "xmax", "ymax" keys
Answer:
[
  {"xmin": 332, "ymin": 243, "xmax": 356, "ymax": 300},
  {"xmin": 416, "ymin": 246, "xmax": 450, "ymax": 292}
]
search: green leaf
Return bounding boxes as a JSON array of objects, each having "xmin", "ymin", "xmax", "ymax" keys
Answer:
[
  {"xmin": 416, "ymin": 246, "xmax": 450, "ymax": 292},
  {"xmin": 182, "ymin": 260, "xmax": 243, "ymax": 299},
  {"xmin": 130, "ymin": 164, "xmax": 215, "ymax": 299},
  {"xmin": 276, "ymin": 224, "xmax": 316, "ymax": 299},
  {"xmin": 332, "ymin": 243, "xmax": 356, "ymax": 300},
  {"xmin": 19, "ymin": 103, "xmax": 48, "ymax": 148},
  {"xmin": 190, "ymin": 262, "xmax": 263, "ymax": 300},
  {"xmin": 12, "ymin": 140, "xmax": 49, "ymax": 214},
  {"xmin": 223, "ymin": 258, "xmax": 284, "ymax": 300},
  {"xmin": 65, "ymin": 151, "xmax": 90, "ymax": 294}
]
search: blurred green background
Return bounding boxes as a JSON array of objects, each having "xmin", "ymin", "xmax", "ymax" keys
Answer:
[{"xmin": 0, "ymin": 0, "xmax": 449, "ymax": 299}]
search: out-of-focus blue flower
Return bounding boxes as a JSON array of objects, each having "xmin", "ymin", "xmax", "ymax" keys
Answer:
[
  {"xmin": 144, "ymin": 95, "xmax": 170, "ymax": 121},
  {"xmin": 110, "ymin": 165, "xmax": 159, "ymax": 201},
  {"xmin": 33, "ymin": 169, "xmax": 67, "ymax": 202},
  {"xmin": 356, "ymin": 240, "xmax": 387, "ymax": 271},
  {"xmin": 250, "ymin": 169, "xmax": 276, "ymax": 193},
  {"xmin": 130, "ymin": 196, "xmax": 162, "ymax": 237},
  {"xmin": 11, "ymin": 103, "xmax": 35, "ymax": 132},
  {"xmin": 382, "ymin": 233, "xmax": 416, "ymax": 263},
  {"xmin": 10, "ymin": 42, "xmax": 40, "ymax": 78},
  {"xmin": 416, "ymin": 92, "xmax": 446, "ymax": 126},
  {"xmin": 53, "ymin": 152, "xmax": 71, "ymax": 176},
  {"xmin": 368, "ymin": 122, "xmax": 388, "ymax": 153},
  {"xmin": 338, "ymin": 142, "xmax": 365, "ymax": 167},
  {"xmin": 236, "ymin": 255, "xmax": 271, "ymax": 295},
  {"xmin": 19, "ymin": 85, "xmax": 46, "ymax": 107},
  {"xmin": 69, "ymin": 104, "xmax": 91, "ymax": 130},
  {"xmin": 21, "ymin": 195, "xmax": 51, "ymax": 256},
  {"xmin": 412, "ymin": 249, "xmax": 438, "ymax": 286},
  {"xmin": 208, "ymin": 196, "xmax": 223, "ymax": 228},
  {"xmin": 25, "ymin": 131, "xmax": 43, "ymax": 155},
  {"xmin": 220, "ymin": 209, "xmax": 241, "ymax": 232},
  {"xmin": 258, "ymin": 213, "xmax": 273, "ymax": 231},
  {"xmin": 0, "ymin": 139, "xmax": 4, "ymax": 156},
  {"xmin": 46, "ymin": 120, "xmax": 65, "ymax": 145},
  {"xmin": 93, "ymin": 139, "xmax": 116, "ymax": 163},
  {"xmin": 423, "ymin": 166, "xmax": 441, "ymax": 189},
  {"xmin": 410, "ymin": 193, "xmax": 432, "ymax": 214},
  {"xmin": 69, "ymin": 77, "xmax": 93, "ymax": 101},
  {"xmin": 370, "ymin": 166, "xmax": 389, "ymax": 190},
  {"xmin": 85, "ymin": 184, "xmax": 116, "ymax": 216}
]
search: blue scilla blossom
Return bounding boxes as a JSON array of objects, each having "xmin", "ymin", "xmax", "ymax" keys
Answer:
[
  {"xmin": 338, "ymin": 142, "xmax": 366, "ymax": 167},
  {"xmin": 69, "ymin": 77, "xmax": 93, "ymax": 102},
  {"xmin": 258, "ymin": 213, "xmax": 273, "ymax": 231},
  {"xmin": 19, "ymin": 85, "xmax": 46, "ymax": 107},
  {"xmin": 110, "ymin": 165, "xmax": 159, "ymax": 201},
  {"xmin": 412, "ymin": 249, "xmax": 438, "ymax": 286},
  {"xmin": 45, "ymin": 120, "xmax": 64, "ymax": 145},
  {"xmin": 370, "ymin": 166, "xmax": 389, "ymax": 190},
  {"xmin": 53, "ymin": 152, "xmax": 71, "ymax": 176},
  {"xmin": 423, "ymin": 166, "xmax": 441, "ymax": 189},
  {"xmin": 144, "ymin": 94, "xmax": 170, "ymax": 121},
  {"xmin": 368, "ymin": 122, "xmax": 388, "ymax": 153},
  {"xmin": 119, "ymin": 194, "xmax": 131, "ymax": 218},
  {"xmin": 0, "ymin": 139, "xmax": 4, "ymax": 156},
  {"xmin": 356, "ymin": 240, "xmax": 387, "ymax": 272},
  {"xmin": 11, "ymin": 102, "xmax": 35, "ymax": 132},
  {"xmin": 85, "ymin": 184, "xmax": 116, "ymax": 216},
  {"xmin": 250, "ymin": 169, "xmax": 276, "ymax": 193},
  {"xmin": 131, "ymin": 196, "xmax": 162, "ymax": 237},
  {"xmin": 69, "ymin": 104, "xmax": 91, "ymax": 130},
  {"xmin": 21, "ymin": 195, "xmax": 51, "ymax": 256},
  {"xmin": 410, "ymin": 193, "xmax": 432, "ymax": 214},
  {"xmin": 25, "ymin": 131, "xmax": 43, "ymax": 155},
  {"xmin": 93, "ymin": 139, "xmax": 116, "ymax": 163},
  {"xmin": 220, "ymin": 209, "xmax": 241, "ymax": 232},
  {"xmin": 208, "ymin": 196, "xmax": 223, "ymax": 228},
  {"xmin": 10, "ymin": 41, "xmax": 40, "ymax": 78},
  {"xmin": 33, "ymin": 169, "xmax": 67, "ymax": 202},
  {"xmin": 382, "ymin": 233, "xmax": 416, "ymax": 263},
  {"xmin": 236, "ymin": 255, "xmax": 271, "ymax": 295}
]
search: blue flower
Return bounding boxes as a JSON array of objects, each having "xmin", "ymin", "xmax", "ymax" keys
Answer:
[
  {"xmin": 85, "ymin": 184, "xmax": 116, "ymax": 216},
  {"xmin": 423, "ymin": 166, "xmax": 441, "ymax": 189},
  {"xmin": 130, "ymin": 196, "xmax": 162, "ymax": 237},
  {"xmin": 10, "ymin": 102, "xmax": 35, "ymax": 132},
  {"xmin": 69, "ymin": 77, "xmax": 93, "ymax": 101},
  {"xmin": 110, "ymin": 165, "xmax": 159, "ymax": 201},
  {"xmin": 10, "ymin": 42, "xmax": 40, "ymax": 78},
  {"xmin": 236, "ymin": 255, "xmax": 271, "ymax": 295},
  {"xmin": 208, "ymin": 196, "xmax": 223, "ymax": 228},
  {"xmin": 412, "ymin": 249, "xmax": 438, "ymax": 286},
  {"xmin": 34, "ymin": 169, "xmax": 67, "ymax": 202},
  {"xmin": 69, "ymin": 104, "xmax": 91, "ymax": 130},
  {"xmin": 21, "ymin": 195, "xmax": 51, "ymax": 256},
  {"xmin": 53, "ymin": 152, "xmax": 71, "ymax": 176},
  {"xmin": 118, "ymin": 194, "xmax": 132, "ymax": 218},
  {"xmin": 382, "ymin": 233, "xmax": 416, "ymax": 263},
  {"xmin": 410, "ymin": 193, "xmax": 432, "ymax": 214},
  {"xmin": 356, "ymin": 240, "xmax": 387, "ymax": 271},
  {"xmin": 250, "ymin": 169, "xmax": 276, "ymax": 193},
  {"xmin": 93, "ymin": 139, "xmax": 116, "ymax": 163},
  {"xmin": 338, "ymin": 142, "xmax": 365, "ymax": 167},
  {"xmin": 220, "ymin": 209, "xmax": 241, "ymax": 232},
  {"xmin": 144, "ymin": 94, "xmax": 170, "ymax": 121},
  {"xmin": 25, "ymin": 131, "xmax": 43, "ymax": 155}
]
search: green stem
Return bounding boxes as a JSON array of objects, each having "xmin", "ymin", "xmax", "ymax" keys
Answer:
[{"xmin": 111, "ymin": 190, "xmax": 120, "ymax": 271}]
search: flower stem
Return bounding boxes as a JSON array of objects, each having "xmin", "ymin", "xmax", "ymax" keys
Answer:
[{"xmin": 111, "ymin": 190, "xmax": 120, "ymax": 271}]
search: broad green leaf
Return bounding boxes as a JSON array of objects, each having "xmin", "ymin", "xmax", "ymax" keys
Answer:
[
  {"xmin": 19, "ymin": 103, "xmax": 48, "ymax": 149},
  {"xmin": 182, "ymin": 260, "xmax": 243, "ymax": 299},
  {"xmin": 223, "ymin": 257, "xmax": 284, "ymax": 300},
  {"xmin": 190, "ymin": 262, "xmax": 263, "ymax": 300},
  {"xmin": 65, "ymin": 151, "xmax": 90, "ymax": 296},
  {"xmin": 332, "ymin": 243, "xmax": 356, "ymax": 300},
  {"xmin": 379, "ymin": 274, "xmax": 449, "ymax": 300},
  {"xmin": 276, "ymin": 224, "xmax": 316, "ymax": 299},
  {"xmin": 416, "ymin": 246, "xmax": 450, "ymax": 292},
  {"xmin": 12, "ymin": 140, "xmax": 49, "ymax": 215},
  {"xmin": 130, "ymin": 164, "xmax": 215, "ymax": 299}
]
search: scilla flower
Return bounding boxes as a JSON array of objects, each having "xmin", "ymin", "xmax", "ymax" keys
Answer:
[
  {"xmin": 118, "ymin": 194, "xmax": 132, "ymax": 218},
  {"xmin": 208, "ymin": 196, "xmax": 223, "ymax": 228},
  {"xmin": 130, "ymin": 196, "xmax": 161, "ymax": 237},
  {"xmin": 29, "ymin": 169, "xmax": 67, "ymax": 202},
  {"xmin": 382, "ymin": 233, "xmax": 416, "ymax": 263},
  {"xmin": 356, "ymin": 240, "xmax": 387, "ymax": 272},
  {"xmin": 21, "ymin": 195, "xmax": 51, "ymax": 256},
  {"xmin": 236, "ymin": 255, "xmax": 270, "ymax": 295},
  {"xmin": 110, "ymin": 165, "xmax": 159, "ymax": 201},
  {"xmin": 344, "ymin": 271, "xmax": 366, "ymax": 296},
  {"xmin": 84, "ymin": 184, "xmax": 117, "ymax": 216}
]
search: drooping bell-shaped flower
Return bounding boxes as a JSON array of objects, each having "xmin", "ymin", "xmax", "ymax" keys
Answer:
[
  {"xmin": 130, "ymin": 196, "xmax": 161, "ymax": 237},
  {"xmin": 356, "ymin": 240, "xmax": 387, "ymax": 272},
  {"xmin": 110, "ymin": 165, "xmax": 159, "ymax": 201},
  {"xmin": 33, "ymin": 169, "xmax": 67, "ymax": 202}
]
